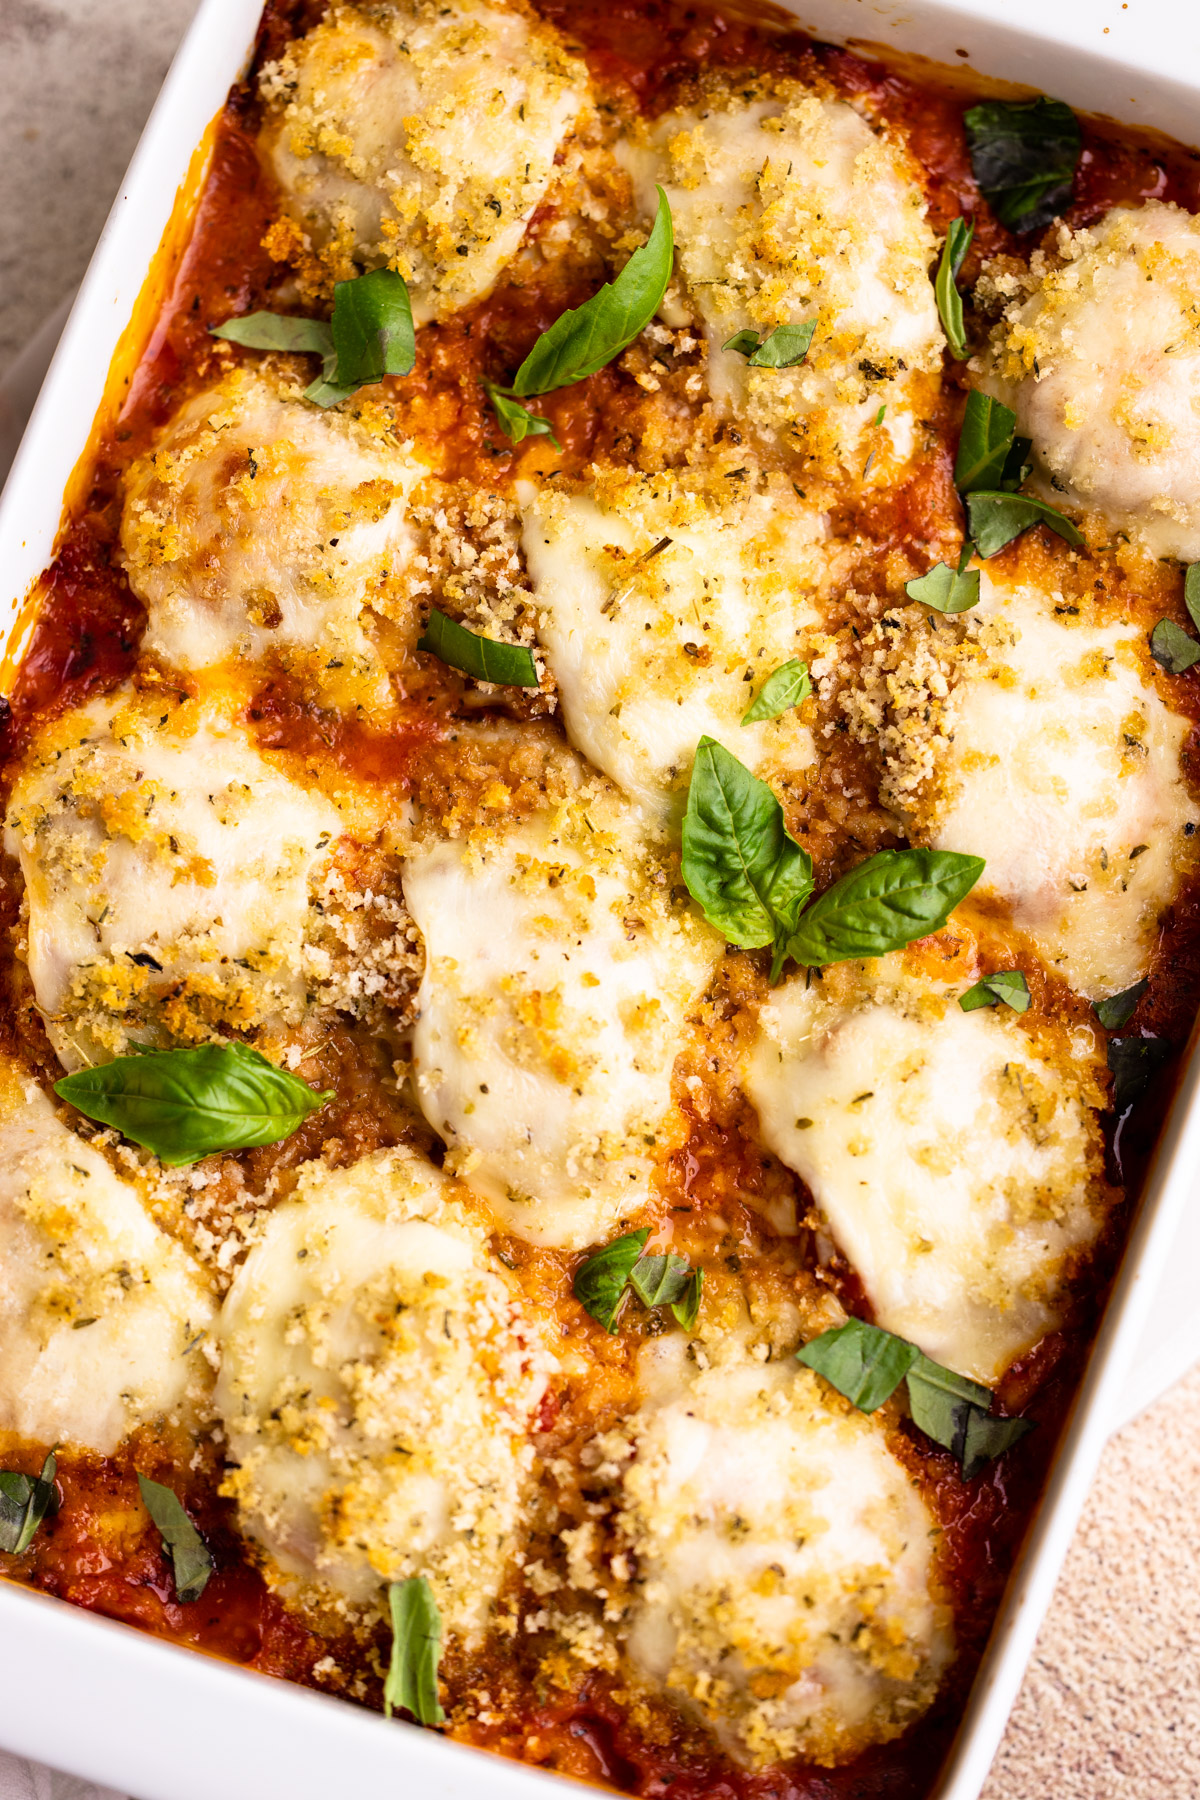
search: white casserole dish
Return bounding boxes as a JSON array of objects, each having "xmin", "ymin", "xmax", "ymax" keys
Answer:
[{"xmin": 0, "ymin": 1, "xmax": 1197, "ymax": 1794}]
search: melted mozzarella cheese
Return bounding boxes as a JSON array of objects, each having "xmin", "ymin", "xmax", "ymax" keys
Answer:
[
  {"xmin": 121, "ymin": 367, "xmax": 425, "ymax": 709},
  {"xmin": 0, "ymin": 1059, "xmax": 214, "ymax": 1455},
  {"xmin": 259, "ymin": 0, "xmax": 587, "ymax": 323},
  {"xmin": 743, "ymin": 961, "xmax": 1109, "ymax": 1383},
  {"xmin": 605, "ymin": 1337, "xmax": 950, "ymax": 1769},
  {"xmin": 403, "ymin": 787, "xmax": 720, "ymax": 1247},
  {"xmin": 215, "ymin": 1147, "xmax": 549, "ymax": 1635},
  {"xmin": 4, "ymin": 685, "xmax": 343, "ymax": 1066},
  {"xmin": 519, "ymin": 468, "xmax": 825, "ymax": 818},
  {"xmin": 982, "ymin": 201, "xmax": 1200, "ymax": 560},
  {"xmin": 619, "ymin": 83, "xmax": 942, "ymax": 468}
]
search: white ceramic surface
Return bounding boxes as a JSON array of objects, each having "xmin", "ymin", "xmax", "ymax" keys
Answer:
[{"xmin": 0, "ymin": 2, "xmax": 1198, "ymax": 1798}]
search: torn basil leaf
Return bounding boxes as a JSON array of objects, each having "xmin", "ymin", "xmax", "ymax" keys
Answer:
[
  {"xmin": 573, "ymin": 1230, "xmax": 650, "ymax": 1333},
  {"xmin": 483, "ymin": 381, "xmax": 561, "ymax": 450},
  {"xmin": 210, "ymin": 269, "xmax": 414, "ymax": 409},
  {"xmin": 1185, "ymin": 565, "xmax": 1200, "ymax": 634},
  {"xmin": 137, "ymin": 1474, "xmax": 212, "ymax": 1602},
  {"xmin": 787, "ymin": 847, "xmax": 985, "ymax": 968},
  {"xmin": 1108, "ymin": 1034, "xmax": 1172, "ymax": 1113},
  {"xmin": 417, "ymin": 607, "xmax": 540, "ymax": 687},
  {"xmin": 905, "ymin": 1355, "xmax": 1034, "ymax": 1479},
  {"xmin": 954, "ymin": 391, "xmax": 1019, "ymax": 494},
  {"xmin": 681, "ymin": 738, "xmax": 813, "ymax": 982},
  {"xmin": 210, "ymin": 312, "xmax": 334, "ymax": 357},
  {"xmin": 905, "ymin": 553, "xmax": 980, "ymax": 614},
  {"xmin": 0, "ymin": 1453, "xmax": 59, "ymax": 1555},
  {"xmin": 1150, "ymin": 618, "xmax": 1200, "ymax": 675},
  {"xmin": 1094, "ymin": 979, "xmax": 1148, "ymax": 1032},
  {"xmin": 513, "ymin": 188, "xmax": 673, "ymax": 396},
  {"xmin": 966, "ymin": 490, "xmax": 1083, "ymax": 557},
  {"xmin": 797, "ymin": 1319, "xmax": 919, "ymax": 1412},
  {"xmin": 722, "ymin": 320, "xmax": 817, "ymax": 368},
  {"xmin": 385, "ymin": 1576, "xmax": 445, "ymax": 1726},
  {"xmin": 55, "ymin": 1044, "xmax": 332, "ymax": 1167},
  {"xmin": 670, "ymin": 1269, "xmax": 703, "ymax": 1332},
  {"xmin": 959, "ymin": 969, "xmax": 1030, "ymax": 1014},
  {"xmin": 629, "ymin": 1252, "xmax": 692, "ymax": 1310},
  {"xmin": 740, "ymin": 659, "xmax": 811, "ymax": 724},
  {"xmin": 964, "ymin": 96, "xmax": 1082, "ymax": 234},
  {"xmin": 935, "ymin": 216, "xmax": 975, "ymax": 360}
]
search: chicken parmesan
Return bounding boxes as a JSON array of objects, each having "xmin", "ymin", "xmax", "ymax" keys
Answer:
[{"xmin": 2, "ymin": 4, "xmax": 1199, "ymax": 1798}]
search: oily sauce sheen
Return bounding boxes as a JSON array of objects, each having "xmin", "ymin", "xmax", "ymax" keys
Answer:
[{"xmin": 2, "ymin": 3, "xmax": 1199, "ymax": 1796}]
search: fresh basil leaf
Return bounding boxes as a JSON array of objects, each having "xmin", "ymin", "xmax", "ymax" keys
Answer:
[
  {"xmin": 1108, "ymin": 1034, "xmax": 1171, "ymax": 1113},
  {"xmin": 1150, "ymin": 618, "xmax": 1200, "ymax": 675},
  {"xmin": 55, "ymin": 1044, "xmax": 331, "ymax": 1167},
  {"xmin": 964, "ymin": 97, "xmax": 1082, "ymax": 234},
  {"xmin": 787, "ymin": 847, "xmax": 985, "ymax": 968},
  {"xmin": 797, "ymin": 1319, "xmax": 920, "ymax": 1413},
  {"xmin": 574, "ymin": 1230, "xmax": 650, "ymax": 1332},
  {"xmin": 958, "ymin": 1408, "xmax": 1036, "ymax": 1480},
  {"xmin": 935, "ymin": 217, "xmax": 975, "ymax": 360},
  {"xmin": 723, "ymin": 320, "xmax": 817, "ymax": 368},
  {"xmin": 137, "ymin": 1474, "xmax": 212, "ymax": 1602},
  {"xmin": 906, "ymin": 1355, "xmax": 1033, "ymax": 1478},
  {"xmin": 966, "ymin": 490, "xmax": 1084, "ymax": 557},
  {"xmin": 905, "ymin": 559, "xmax": 980, "ymax": 614},
  {"xmin": 681, "ymin": 738, "xmax": 813, "ymax": 981},
  {"xmin": 740, "ymin": 659, "xmax": 811, "ymax": 724},
  {"xmin": 304, "ymin": 362, "xmax": 359, "ymax": 410},
  {"xmin": 959, "ymin": 969, "xmax": 1030, "ymax": 1014},
  {"xmin": 955, "ymin": 391, "xmax": 1019, "ymax": 494},
  {"xmin": 513, "ymin": 189, "xmax": 674, "ymax": 396},
  {"xmin": 0, "ymin": 1454, "xmax": 59, "ymax": 1555},
  {"xmin": 210, "ymin": 312, "xmax": 334, "ymax": 358},
  {"xmin": 1185, "ymin": 565, "xmax": 1200, "ymax": 634},
  {"xmin": 1094, "ymin": 979, "xmax": 1148, "ymax": 1031},
  {"xmin": 329, "ymin": 267, "xmax": 415, "ymax": 387},
  {"xmin": 417, "ymin": 607, "xmax": 540, "ymax": 687},
  {"xmin": 1000, "ymin": 434, "xmax": 1033, "ymax": 493},
  {"xmin": 671, "ymin": 1268, "xmax": 703, "ymax": 1332},
  {"xmin": 629, "ymin": 1252, "xmax": 691, "ymax": 1309},
  {"xmin": 385, "ymin": 1576, "xmax": 445, "ymax": 1726},
  {"xmin": 483, "ymin": 381, "xmax": 561, "ymax": 451}
]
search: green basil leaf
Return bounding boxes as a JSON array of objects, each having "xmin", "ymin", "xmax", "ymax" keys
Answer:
[
  {"xmin": 954, "ymin": 391, "xmax": 1019, "ymax": 494},
  {"xmin": 573, "ymin": 1230, "xmax": 650, "ymax": 1333},
  {"xmin": 1150, "ymin": 618, "xmax": 1200, "ymax": 675},
  {"xmin": 723, "ymin": 320, "xmax": 817, "ymax": 368},
  {"xmin": 905, "ymin": 560, "xmax": 981, "ymax": 613},
  {"xmin": 483, "ymin": 381, "xmax": 561, "ymax": 451},
  {"xmin": 137, "ymin": 1474, "xmax": 212, "ymax": 1602},
  {"xmin": 959, "ymin": 969, "xmax": 1030, "ymax": 1013},
  {"xmin": 935, "ymin": 216, "xmax": 975, "ymax": 360},
  {"xmin": 1094, "ymin": 979, "xmax": 1148, "ymax": 1031},
  {"xmin": 740, "ymin": 659, "xmax": 811, "ymax": 724},
  {"xmin": 385, "ymin": 1576, "xmax": 445, "ymax": 1726},
  {"xmin": 55, "ymin": 1044, "xmax": 331, "ymax": 1167},
  {"xmin": 513, "ymin": 189, "xmax": 674, "ymax": 396},
  {"xmin": 964, "ymin": 96, "xmax": 1082, "ymax": 234},
  {"xmin": 957, "ymin": 1408, "xmax": 1037, "ymax": 1480},
  {"xmin": 787, "ymin": 847, "xmax": 985, "ymax": 968},
  {"xmin": 330, "ymin": 267, "xmax": 415, "ymax": 387},
  {"xmin": 1108, "ymin": 1034, "xmax": 1171, "ymax": 1113},
  {"xmin": 906, "ymin": 1355, "xmax": 1032, "ymax": 1478},
  {"xmin": 1185, "ymin": 565, "xmax": 1200, "ymax": 634},
  {"xmin": 304, "ymin": 359, "xmax": 359, "ymax": 410},
  {"xmin": 1000, "ymin": 433, "xmax": 1033, "ymax": 493},
  {"xmin": 681, "ymin": 738, "xmax": 813, "ymax": 981},
  {"xmin": 416, "ymin": 607, "xmax": 540, "ymax": 687},
  {"xmin": 966, "ymin": 490, "xmax": 1084, "ymax": 557},
  {"xmin": 797, "ymin": 1319, "xmax": 920, "ymax": 1413},
  {"xmin": 0, "ymin": 1454, "xmax": 59, "ymax": 1555},
  {"xmin": 670, "ymin": 1268, "xmax": 703, "ymax": 1332},
  {"xmin": 629, "ymin": 1252, "xmax": 691, "ymax": 1309},
  {"xmin": 210, "ymin": 312, "xmax": 335, "ymax": 357}
]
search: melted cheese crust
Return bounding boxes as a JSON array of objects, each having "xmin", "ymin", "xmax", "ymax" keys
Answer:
[
  {"xmin": 215, "ymin": 1146, "xmax": 550, "ymax": 1635},
  {"xmin": 743, "ymin": 959, "xmax": 1109, "ymax": 1383},
  {"xmin": 0, "ymin": 1058, "xmax": 214, "ymax": 1456},
  {"xmin": 260, "ymin": 0, "xmax": 588, "ymax": 322}
]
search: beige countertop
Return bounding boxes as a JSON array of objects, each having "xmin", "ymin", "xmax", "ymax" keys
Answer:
[{"xmin": 1, "ymin": 1, "xmax": 1197, "ymax": 1795}]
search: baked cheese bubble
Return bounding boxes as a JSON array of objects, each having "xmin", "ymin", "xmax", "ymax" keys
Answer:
[
  {"xmin": 0, "ymin": 1058, "xmax": 214, "ymax": 1456},
  {"xmin": 979, "ymin": 201, "xmax": 1200, "ymax": 561},
  {"xmin": 215, "ymin": 1146, "xmax": 551, "ymax": 1634},
  {"xmin": 619, "ymin": 79, "xmax": 943, "ymax": 471},
  {"xmin": 743, "ymin": 957, "xmax": 1110, "ymax": 1385},
  {"xmin": 120, "ymin": 366, "xmax": 427, "ymax": 711},
  {"xmin": 519, "ymin": 466, "xmax": 827, "ymax": 820},
  {"xmin": 597, "ymin": 1335, "xmax": 952, "ymax": 1768},
  {"xmin": 403, "ymin": 780, "xmax": 721, "ymax": 1248},
  {"xmin": 258, "ymin": 0, "xmax": 588, "ymax": 322}
]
